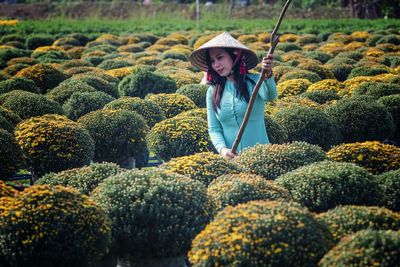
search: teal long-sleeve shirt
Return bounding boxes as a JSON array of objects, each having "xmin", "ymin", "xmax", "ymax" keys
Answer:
[{"xmin": 206, "ymin": 73, "xmax": 278, "ymax": 154}]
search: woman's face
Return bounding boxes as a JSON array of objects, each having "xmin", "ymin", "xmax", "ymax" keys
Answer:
[{"xmin": 209, "ymin": 48, "xmax": 234, "ymax": 78}]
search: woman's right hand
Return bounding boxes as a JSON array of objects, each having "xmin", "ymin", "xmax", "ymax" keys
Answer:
[{"xmin": 220, "ymin": 147, "xmax": 237, "ymax": 159}]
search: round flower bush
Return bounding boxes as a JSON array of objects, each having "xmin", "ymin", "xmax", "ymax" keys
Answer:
[
  {"xmin": 0, "ymin": 90, "xmax": 63, "ymax": 120},
  {"xmin": 146, "ymin": 93, "xmax": 197, "ymax": 118},
  {"xmin": 15, "ymin": 114, "xmax": 95, "ymax": 178},
  {"xmin": 347, "ymin": 66, "xmax": 389, "ymax": 79},
  {"xmin": 0, "ymin": 129, "xmax": 23, "ymax": 180},
  {"xmin": 327, "ymin": 141, "xmax": 400, "ymax": 174},
  {"xmin": 189, "ymin": 200, "xmax": 333, "ymax": 267},
  {"xmin": 71, "ymin": 74, "xmax": 119, "ymax": 98},
  {"xmin": 272, "ymin": 105, "xmax": 341, "ymax": 150},
  {"xmin": 300, "ymin": 89, "xmax": 340, "ymax": 104},
  {"xmin": 280, "ymin": 69, "xmax": 322, "ymax": 83},
  {"xmin": 15, "ymin": 63, "xmax": 68, "ymax": 93},
  {"xmin": 319, "ymin": 230, "xmax": 400, "ymax": 267},
  {"xmin": 275, "ymin": 161, "xmax": 382, "ymax": 212},
  {"xmin": 207, "ymin": 173, "xmax": 291, "ymax": 215},
  {"xmin": 62, "ymin": 91, "xmax": 115, "ymax": 120},
  {"xmin": 324, "ymin": 63, "xmax": 353, "ymax": 82},
  {"xmin": 317, "ymin": 205, "xmax": 400, "ymax": 243},
  {"xmin": 265, "ymin": 95, "xmax": 321, "ymax": 116},
  {"xmin": 298, "ymin": 62, "xmax": 335, "ymax": 80},
  {"xmin": 104, "ymin": 96, "xmax": 165, "ymax": 127},
  {"xmin": 0, "ymin": 76, "xmax": 40, "ymax": 94},
  {"xmin": 306, "ymin": 79, "xmax": 345, "ymax": 93},
  {"xmin": 91, "ymin": 169, "xmax": 209, "ymax": 260},
  {"xmin": 46, "ymin": 79, "xmax": 98, "ymax": 104},
  {"xmin": 35, "ymin": 162, "xmax": 125, "ymax": 195},
  {"xmin": 326, "ymin": 96, "xmax": 395, "ymax": 143},
  {"xmin": 25, "ymin": 35, "xmax": 54, "ymax": 50},
  {"xmin": 0, "ymin": 115, "xmax": 14, "ymax": 133},
  {"xmin": 174, "ymin": 108, "xmax": 207, "ymax": 121},
  {"xmin": 276, "ymin": 78, "xmax": 312, "ymax": 98},
  {"xmin": 0, "ymin": 180, "xmax": 17, "ymax": 198},
  {"xmin": 264, "ymin": 115, "xmax": 289, "ymax": 144},
  {"xmin": 0, "ymin": 185, "xmax": 111, "ymax": 267},
  {"xmin": 118, "ymin": 69, "xmax": 177, "ymax": 98},
  {"xmin": 235, "ymin": 141, "xmax": 327, "ymax": 179},
  {"xmin": 0, "ymin": 105, "xmax": 21, "ymax": 128},
  {"xmin": 147, "ymin": 116, "xmax": 213, "ymax": 161},
  {"xmin": 159, "ymin": 152, "xmax": 242, "ymax": 185},
  {"xmin": 78, "ymin": 109, "xmax": 148, "ymax": 164},
  {"xmin": 377, "ymin": 169, "xmax": 400, "ymax": 212},
  {"xmin": 353, "ymin": 81, "xmax": 400, "ymax": 98},
  {"xmin": 175, "ymin": 83, "xmax": 208, "ymax": 108}
]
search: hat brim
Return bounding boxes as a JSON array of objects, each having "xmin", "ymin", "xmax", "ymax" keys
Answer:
[{"xmin": 189, "ymin": 46, "xmax": 259, "ymax": 72}]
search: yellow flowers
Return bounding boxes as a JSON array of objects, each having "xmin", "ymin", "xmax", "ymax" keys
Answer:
[{"xmin": 0, "ymin": 19, "xmax": 18, "ymax": 26}]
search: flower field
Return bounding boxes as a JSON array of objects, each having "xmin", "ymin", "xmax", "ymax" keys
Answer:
[{"xmin": 1, "ymin": 18, "xmax": 400, "ymax": 266}]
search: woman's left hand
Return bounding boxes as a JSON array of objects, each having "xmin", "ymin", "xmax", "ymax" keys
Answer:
[{"xmin": 262, "ymin": 55, "xmax": 274, "ymax": 73}]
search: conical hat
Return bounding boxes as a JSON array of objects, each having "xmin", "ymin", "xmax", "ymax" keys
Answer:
[{"xmin": 189, "ymin": 32, "xmax": 259, "ymax": 72}]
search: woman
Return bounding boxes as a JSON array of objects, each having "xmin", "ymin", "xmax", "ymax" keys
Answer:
[{"xmin": 189, "ymin": 32, "xmax": 277, "ymax": 159}]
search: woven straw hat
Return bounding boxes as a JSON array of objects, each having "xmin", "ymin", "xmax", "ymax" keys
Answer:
[{"xmin": 189, "ymin": 32, "xmax": 259, "ymax": 72}]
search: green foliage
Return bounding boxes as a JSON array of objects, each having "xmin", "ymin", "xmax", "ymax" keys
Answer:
[
  {"xmin": 118, "ymin": 69, "xmax": 177, "ymax": 98},
  {"xmin": 146, "ymin": 93, "xmax": 197, "ymax": 118},
  {"xmin": 0, "ymin": 185, "xmax": 111, "ymax": 267},
  {"xmin": 347, "ymin": 66, "xmax": 389, "ymax": 79},
  {"xmin": 62, "ymin": 91, "xmax": 115, "ymax": 120},
  {"xmin": 275, "ymin": 161, "xmax": 382, "ymax": 212},
  {"xmin": 300, "ymin": 89, "xmax": 340, "ymax": 104},
  {"xmin": 319, "ymin": 230, "xmax": 400, "ymax": 267},
  {"xmin": 324, "ymin": 63, "xmax": 353, "ymax": 81},
  {"xmin": 353, "ymin": 81, "xmax": 400, "ymax": 98},
  {"xmin": 176, "ymin": 83, "xmax": 208, "ymax": 108},
  {"xmin": 280, "ymin": 69, "xmax": 322, "ymax": 83},
  {"xmin": 264, "ymin": 115, "xmax": 289, "ymax": 144},
  {"xmin": 0, "ymin": 129, "xmax": 23, "ymax": 179},
  {"xmin": 91, "ymin": 169, "xmax": 209, "ymax": 259},
  {"xmin": 78, "ymin": 109, "xmax": 148, "ymax": 163},
  {"xmin": 71, "ymin": 75, "xmax": 119, "ymax": 98},
  {"xmin": 189, "ymin": 200, "xmax": 334, "ymax": 267},
  {"xmin": 25, "ymin": 35, "xmax": 55, "ymax": 50},
  {"xmin": 0, "ymin": 77, "xmax": 40, "ymax": 94},
  {"xmin": 326, "ymin": 96, "xmax": 395, "ymax": 143},
  {"xmin": 46, "ymin": 79, "xmax": 97, "ymax": 104},
  {"xmin": 235, "ymin": 141, "xmax": 328, "ymax": 179},
  {"xmin": 35, "ymin": 162, "xmax": 125, "ymax": 195},
  {"xmin": 31, "ymin": 50, "xmax": 72, "ymax": 64},
  {"xmin": 377, "ymin": 94, "xmax": 400, "ymax": 139},
  {"xmin": 377, "ymin": 169, "xmax": 400, "ymax": 212},
  {"xmin": 0, "ymin": 90, "xmax": 63, "ymax": 120}
]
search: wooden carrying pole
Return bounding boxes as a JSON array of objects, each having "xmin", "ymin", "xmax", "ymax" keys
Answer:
[{"xmin": 231, "ymin": 0, "xmax": 292, "ymax": 154}]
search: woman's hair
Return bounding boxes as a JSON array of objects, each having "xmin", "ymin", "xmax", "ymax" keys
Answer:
[{"xmin": 206, "ymin": 48, "xmax": 253, "ymax": 112}]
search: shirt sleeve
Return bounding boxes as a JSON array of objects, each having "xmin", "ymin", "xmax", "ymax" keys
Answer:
[
  {"xmin": 248, "ymin": 74, "xmax": 278, "ymax": 101},
  {"xmin": 206, "ymin": 86, "xmax": 227, "ymax": 153}
]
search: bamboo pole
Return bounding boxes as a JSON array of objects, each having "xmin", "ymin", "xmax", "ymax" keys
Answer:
[{"xmin": 231, "ymin": 0, "xmax": 292, "ymax": 154}]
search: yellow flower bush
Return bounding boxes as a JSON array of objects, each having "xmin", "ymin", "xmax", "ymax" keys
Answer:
[
  {"xmin": 306, "ymin": 79, "xmax": 345, "ymax": 93},
  {"xmin": 167, "ymin": 32, "xmax": 189, "ymax": 45},
  {"xmin": 207, "ymin": 173, "xmax": 291, "ymax": 215},
  {"xmin": 154, "ymin": 37, "xmax": 183, "ymax": 46},
  {"xmin": 15, "ymin": 114, "xmax": 95, "ymax": 178},
  {"xmin": 317, "ymin": 42, "xmax": 346, "ymax": 56},
  {"xmin": 279, "ymin": 33, "xmax": 299, "ymax": 43},
  {"xmin": 157, "ymin": 68, "xmax": 201, "ymax": 88},
  {"xmin": 193, "ymin": 33, "xmax": 220, "ymax": 49},
  {"xmin": 237, "ymin": 34, "xmax": 258, "ymax": 45},
  {"xmin": 0, "ymin": 19, "xmax": 18, "ymax": 26},
  {"xmin": 277, "ymin": 78, "xmax": 312, "ymax": 98},
  {"xmin": 266, "ymin": 95, "xmax": 321, "ymax": 116},
  {"xmin": 159, "ymin": 152, "xmax": 242, "ymax": 185},
  {"xmin": 146, "ymin": 44, "xmax": 170, "ymax": 52},
  {"xmin": 317, "ymin": 205, "xmax": 400, "ymax": 243},
  {"xmin": 351, "ymin": 31, "xmax": 371, "ymax": 42},
  {"xmin": 147, "ymin": 116, "xmax": 213, "ymax": 161},
  {"xmin": 174, "ymin": 108, "xmax": 207, "ymax": 121},
  {"xmin": 146, "ymin": 93, "xmax": 197, "ymax": 118},
  {"xmin": 33, "ymin": 45, "xmax": 65, "ymax": 53},
  {"xmin": 0, "ymin": 185, "xmax": 111, "ymax": 266},
  {"xmin": 0, "ymin": 180, "xmax": 17, "ymax": 197},
  {"xmin": 327, "ymin": 141, "xmax": 400, "ymax": 174},
  {"xmin": 105, "ymin": 66, "xmax": 136, "ymax": 79},
  {"xmin": 189, "ymin": 200, "xmax": 333, "ymax": 267}
]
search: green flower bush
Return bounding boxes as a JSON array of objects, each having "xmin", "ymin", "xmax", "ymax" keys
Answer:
[
  {"xmin": 0, "ymin": 90, "xmax": 63, "ymax": 120},
  {"xmin": 46, "ymin": 79, "xmax": 97, "ymax": 104},
  {"xmin": 280, "ymin": 69, "xmax": 322, "ymax": 83},
  {"xmin": 159, "ymin": 152, "xmax": 242, "ymax": 185},
  {"xmin": 25, "ymin": 35, "xmax": 54, "ymax": 50},
  {"xmin": 235, "ymin": 141, "xmax": 327, "ymax": 179},
  {"xmin": 298, "ymin": 62, "xmax": 335, "ymax": 80},
  {"xmin": 31, "ymin": 50, "xmax": 71, "ymax": 64},
  {"xmin": 326, "ymin": 96, "xmax": 395, "ymax": 143},
  {"xmin": 353, "ymin": 81, "xmax": 400, "ymax": 98},
  {"xmin": 276, "ymin": 78, "xmax": 312, "ymax": 98},
  {"xmin": 14, "ymin": 114, "xmax": 95, "ymax": 178},
  {"xmin": 71, "ymin": 75, "xmax": 119, "ymax": 98},
  {"xmin": 327, "ymin": 141, "xmax": 400, "ymax": 174},
  {"xmin": 324, "ymin": 63, "xmax": 353, "ymax": 81},
  {"xmin": 319, "ymin": 230, "xmax": 400, "ymax": 267},
  {"xmin": 176, "ymin": 84, "xmax": 208, "ymax": 108},
  {"xmin": 104, "ymin": 96, "xmax": 165, "ymax": 127},
  {"xmin": 97, "ymin": 59, "xmax": 133, "ymax": 70},
  {"xmin": 147, "ymin": 116, "xmax": 213, "ymax": 162},
  {"xmin": 0, "ymin": 76, "xmax": 40, "ymax": 94},
  {"xmin": 0, "ymin": 185, "xmax": 111, "ymax": 267},
  {"xmin": 272, "ymin": 105, "xmax": 341, "ymax": 150},
  {"xmin": 15, "ymin": 63, "xmax": 68, "ymax": 93},
  {"xmin": 2, "ymin": 63, "xmax": 30, "ymax": 76},
  {"xmin": 118, "ymin": 69, "xmax": 177, "ymax": 98},
  {"xmin": 300, "ymin": 90, "xmax": 340, "ymax": 104},
  {"xmin": 317, "ymin": 205, "xmax": 400, "ymax": 243},
  {"xmin": 275, "ymin": 161, "xmax": 382, "ymax": 212},
  {"xmin": 0, "ymin": 48, "xmax": 30, "ymax": 62},
  {"xmin": 91, "ymin": 169, "xmax": 209, "ymax": 260},
  {"xmin": 189, "ymin": 200, "xmax": 333, "ymax": 267},
  {"xmin": 347, "ymin": 66, "xmax": 389, "ymax": 79},
  {"xmin": 0, "ymin": 129, "xmax": 23, "ymax": 180},
  {"xmin": 377, "ymin": 169, "xmax": 400, "ymax": 212},
  {"xmin": 63, "ymin": 91, "xmax": 115, "ymax": 120},
  {"xmin": 306, "ymin": 51, "xmax": 332, "ymax": 63},
  {"xmin": 146, "ymin": 93, "xmax": 197, "ymax": 118},
  {"xmin": 35, "ymin": 162, "xmax": 125, "ymax": 195},
  {"xmin": 207, "ymin": 173, "xmax": 291, "ymax": 215},
  {"xmin": 264, "ymin": 115, "xmax": 289, "ymax": 144},
  {"xmin": 0, "ymin": 105, "xmax": 21, "ymax": 127},
  {"xmin": 0, "ymin": 115, "xmax": 13, "ymax": 132},
  {"xmin": 78, "ymin": 109, "xmax": 148, "ymax": 164}
]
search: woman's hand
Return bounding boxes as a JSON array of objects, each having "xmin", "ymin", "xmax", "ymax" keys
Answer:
[
  {"xmin": 262, "ymin": 55, "xmax": 274, "ymax": 77},
  {"xmin": 220, "ymin": 147, "xmax": 237, "ymax": 159}
]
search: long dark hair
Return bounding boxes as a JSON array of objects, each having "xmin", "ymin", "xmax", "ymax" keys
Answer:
[{"xmin": 206, "ymin": 48, "xmax": 251, "ymax": 112}]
